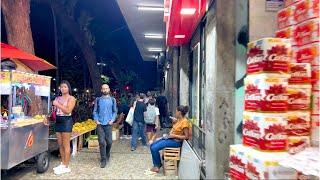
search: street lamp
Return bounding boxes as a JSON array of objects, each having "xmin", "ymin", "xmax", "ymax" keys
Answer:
[{"xmin": 97, "ymin": 62, "xmax": 106, "ymax": 66}]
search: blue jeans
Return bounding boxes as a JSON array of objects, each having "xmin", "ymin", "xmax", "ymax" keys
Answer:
[
  {"xmin": 131, "ymin": 121, "xmax": 147, "ymax": 149},
  {"xmin": 150, "ymin": 139, "xmax": 182, "ymax": 167}
]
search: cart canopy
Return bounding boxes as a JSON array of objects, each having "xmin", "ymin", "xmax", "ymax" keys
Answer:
[{"xmin": 1, "ymin": 42, "xmax": 56, "ymax": 71}]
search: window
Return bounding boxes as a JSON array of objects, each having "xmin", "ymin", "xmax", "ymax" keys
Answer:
[{"xmin": 190, "ymin": 43, "xmax": 200, "ymax": 127}]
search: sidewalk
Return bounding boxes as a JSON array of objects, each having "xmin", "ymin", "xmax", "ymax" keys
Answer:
[{"xmin": 3, "ymin": 139, "xmax": 178, "ymax": 179}]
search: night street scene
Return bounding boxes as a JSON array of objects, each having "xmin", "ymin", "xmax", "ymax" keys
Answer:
[{"xmin": 0, "ymin": 0, "xmax": 319, "ymax": 179}]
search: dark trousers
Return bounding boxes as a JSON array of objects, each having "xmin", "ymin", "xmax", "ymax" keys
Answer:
[
  {"xmin": 97, "ymin": 124, "xmax": 113, "ymax": 162},
  {"xmin": 123, "ymin": 121, "xmax": 132, "ymax": 135}
]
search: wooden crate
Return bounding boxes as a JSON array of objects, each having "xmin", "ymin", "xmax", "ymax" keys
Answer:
[
  {"xmin": 163, "ymin": 148, "xmax": 181, "ymax": 176},
  {"xmin": 88, "ymin": 139, "xmax": 99, "ymax": 150}
]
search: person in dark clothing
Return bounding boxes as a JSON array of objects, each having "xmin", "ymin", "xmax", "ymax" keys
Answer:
[
  {"xmin": 131, "ymin": 93, "xmax": 148, "ymax": 151},
  {"xmin": 118, "ymin": 103, "xmax": 131, "ymax": 138},
  {"xmin": 156, "ymin": 92, "xmax": 168, "ymax": 128}
]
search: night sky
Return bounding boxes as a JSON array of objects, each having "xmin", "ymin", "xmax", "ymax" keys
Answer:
[{"xmin": 1, "ymin": 0, "xmax": 157, "ymax": 91}]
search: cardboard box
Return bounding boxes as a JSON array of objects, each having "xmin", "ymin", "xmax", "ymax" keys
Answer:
[
  {"xmin": 88, "ymin": 139, "xmax": 99, "ymax": 150},
  {"xmin": 112, "ymin": 129, "xmax": 120, "ymax": 141}
]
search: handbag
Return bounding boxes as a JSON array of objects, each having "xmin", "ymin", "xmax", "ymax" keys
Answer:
[
  {"xmin": 50, "ymin": 106, "xmax": 57, "ymax": 122},
  {"xmin": 125, "ymin": 107, "xmax": 134, "ymax": 126}
]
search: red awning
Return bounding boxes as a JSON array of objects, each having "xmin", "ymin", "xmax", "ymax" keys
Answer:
[
  {"xmin": 1, "ymin": 42, "xmax": 56, "ymax": 71},
  {"xmin": 164, "ymin": 0, "xmax": 209, "ymax": 46}
]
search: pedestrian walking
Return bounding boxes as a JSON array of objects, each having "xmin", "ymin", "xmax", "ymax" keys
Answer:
[
  {"xmin": 156, "ymin": 91, "xmax": 168, "ymax": 128},
  {"xmin": 52, "ymin": 80, "xmax": 77, "ymax": 175},
  {"xmin": 145, "ymin": 98, "xmax": 160, "ymax": 144},
  {"xmin": 93, "ymin": 84, "xmax": 117, "ymax": 168},
  {"xmin": 131, "ymin": 93, "xmax": 148, "ymax": 151}
]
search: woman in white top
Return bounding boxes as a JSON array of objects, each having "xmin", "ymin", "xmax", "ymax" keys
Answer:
[{"xmin": 52, "ymin": 81, "xmax": 76, "ymax": 175}]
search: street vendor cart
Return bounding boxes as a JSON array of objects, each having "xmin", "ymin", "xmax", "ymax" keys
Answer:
[{"xmin": 1, "ymin": 43, "xmax": 55, "ymax": 173}]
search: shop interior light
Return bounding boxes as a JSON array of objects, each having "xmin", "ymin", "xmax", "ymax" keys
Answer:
[
  {"xmin": 148, "ymin": 48, "xmax": 164, "ymax": 52},
  {"xmin": 137, "ymin": 6, "xmax": 164, "ymax": 11},
  {"xmin": 180, "ymin": 8, "xmax": 196, "ymax": 15},
  {"xmin": 144, "ymin": 34, "xmax": 164, "ymax": 39},
  {"xmin": 174, "ymin": 35, "xmax": 185, "ymax": 39}
]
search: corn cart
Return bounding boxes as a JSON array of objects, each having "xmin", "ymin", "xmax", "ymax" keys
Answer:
[{"xmin": 1, "ymin": 43, "xmax": 55, "ymax": 173}]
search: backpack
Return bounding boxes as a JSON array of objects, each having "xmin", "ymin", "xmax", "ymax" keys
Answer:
[
  {"xmin": 145, "ymin": 105, "xmax": 157, "ymax": 124},
  {"xmin": 96, "ymin": 96, "xmax": 116, "ymax": 113}
]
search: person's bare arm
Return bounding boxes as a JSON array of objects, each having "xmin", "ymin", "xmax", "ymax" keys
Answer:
[
  {"xmin": 53, "ymin": 97, "xmax": 76, "ymax": 114},
  {"xmin": 169, "ymin": 128, "xmax": 189, "ymax": 140},
  {"xmin": 155, "ymin": 115, "xmax": 160, "ymax": 129}
]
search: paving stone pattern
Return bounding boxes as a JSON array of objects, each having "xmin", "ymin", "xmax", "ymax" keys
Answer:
[{"xmin": 2, "ymin": 139, "xmax": 178, "ymax": 180}]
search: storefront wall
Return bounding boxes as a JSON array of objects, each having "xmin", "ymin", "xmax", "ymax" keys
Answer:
[
  {"xmin": 179, "ymin": 45, "xmax": 190, "ymax": 107},
  {"xmin": 164, "ymin": 0, "xmax": 237, "ymax": 178},
  {"xmin": 249, "ymin": 0, "xmax": 278, "ymax": 41},
  {"xmin": 204, "ymin": 0, "xmax": 236, "ymax": 179},
  {"xmin": 234, "ymin": 0, "xmax": 248, "ymax": 144}
]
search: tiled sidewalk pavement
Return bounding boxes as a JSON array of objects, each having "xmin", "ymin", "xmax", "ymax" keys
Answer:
[{"xmin": 2, "ymin": 139, "xmax": 178, "ymax": 179}]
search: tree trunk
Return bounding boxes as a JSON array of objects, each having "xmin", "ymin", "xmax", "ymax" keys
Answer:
[
  {"xmin": 35, "ymin": 0, "xmax": 102, "ymax": 95},
  {"xmin": 1, "ymin": 0, "xmax": 35, "ymax": 54},
  {"xmin": 2, "ymin": 0, "xmax": 42, "ymax": 116}
]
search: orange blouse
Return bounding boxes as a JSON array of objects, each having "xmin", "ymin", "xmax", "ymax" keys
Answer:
[{"xmin": 170, "ymin": 118, "xmax": 191, "ymax": 136}]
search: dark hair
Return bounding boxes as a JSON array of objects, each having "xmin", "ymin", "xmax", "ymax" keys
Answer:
[
  {"xmin": 148, "ymin": 98, "xmax": 156, "ymax": 105},
  {"xmin": 60, "ymin": 80, "xmax": 72, "ymax": 95},
  {"xmin": 139, "ymin": 93, "xmax": 146, "ymax": 99},
  {"xmin": 177, "ymin": 106, "xmax": 189, "ymax": 117}
]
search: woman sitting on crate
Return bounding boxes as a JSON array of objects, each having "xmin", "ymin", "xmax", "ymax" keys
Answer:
[{"xmin": 149, "ymin": 105, "xmax": 191, "ymax": 173}]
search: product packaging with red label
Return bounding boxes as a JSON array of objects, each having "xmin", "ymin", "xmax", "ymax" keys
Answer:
[
  {"xmin": 288, "ymin": 136, "xmax": 310, "ymax": 154},
  {"xmin": 311, "ymin": 114, "xmax": 320, "ymax": 146},
  {"xmin": 247, "ymin": 38, "xmax": 291, "ymax": 74},
  {"xmin": 297, "ymin": 171, "xmax": 314, "ymax": 180},
  {"xmin": 243, "ymin": 111, "xmax": 288, "ymax": 151},
  {"xmin": 293, "ymin": 0, "xmax": 319, "ymax": 24},
  {"xmin": 311, "ymin": 66, "xmax": 320, "ymax": 90},
  {"xmin": 276, "ymin": 26, "xmax": 296, "ymax": 46},
  {"xmin": 296, "ymin": 42, "xmax": 319, "ymax": 65},
  {"xmin": 287, "ymin": 84, "xmax": 312, "ymax": 110},
  {"xmin": 289, "ymin": 63, "xmax": 312, "ymax": 84},
  {"xmin": 245, "ymin": 74, "xmax": 289, "ymax": 112},
  {"xmin": 286, "ymin": 111, "xmax": 311, "ymax": 136},
  {"xmin": 278, "ymin": 6, "xmax": 296, "ymax": 29},
  {"xmin": 229, "ymin": 145, "xmax": 251, "ymax": 180},
  {"xmin": 294, "ymin": 18, "xmax": 319, "ymax": 46},
  {"xmin": 246, "ymin": 150, "xmax": 297, "ymax": 180},
  {"xmin": 284, "ymin": 0, "xmax": 301, "ymax": 7},
  {"xmin": 311, "ymin": 90, "xmax": 320, "ymax": 114}
]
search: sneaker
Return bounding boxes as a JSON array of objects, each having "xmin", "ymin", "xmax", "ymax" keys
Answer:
[
  {"xmin": 125, "ymin": 135, "xmax": 132, "ymax": 140},
  {"xmin": 138, "ymin": 137, "xmax": 142, "ymax": 140},
  {"xmin": 54, "ymin": 166, "xmax": 71, "ymax": 175},
  {"xmin": 131, "ymin": 148, "xmax": 136, "ymax": 151},
  {"xmin": 53, "ymin": 163, "xmax": 65, "ymax": 171},
  {"xmin": 100, "ymin": 161, "xmax": 107, "ymax": 168}
]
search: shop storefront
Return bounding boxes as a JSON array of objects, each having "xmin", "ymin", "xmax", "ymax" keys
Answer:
[{"xmin": 163, "ymin": 0, "xmax": 237, "ymax": 179}]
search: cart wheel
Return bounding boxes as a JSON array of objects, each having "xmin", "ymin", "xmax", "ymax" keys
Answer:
[{"xmin": 36, "ymin": 151, "xmax": 50, "ymax": 173}]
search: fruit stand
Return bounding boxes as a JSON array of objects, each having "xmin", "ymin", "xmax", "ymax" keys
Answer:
[
  {"xmin": 48, "ymin": 119, "xmax": 97, "ymax": 156},
  {"xmin": 0, "ymin": 70, "xmax": 52, "ymax": 173},
  {"xmin": 1, "ymin": 43, "xmax": 55, "ymax": 173}
]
